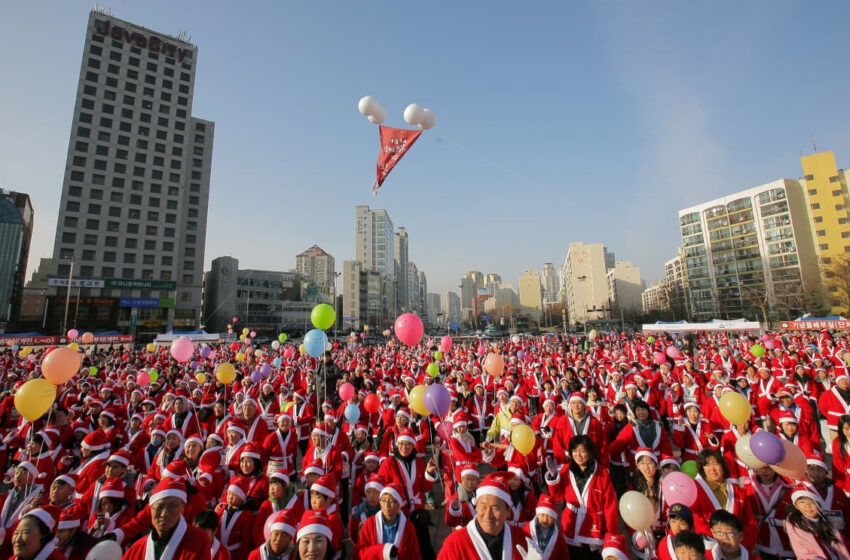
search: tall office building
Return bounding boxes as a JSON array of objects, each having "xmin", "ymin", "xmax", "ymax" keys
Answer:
[
  {"xmin": 394, "ymin": 227, "xmax": 409, "ymax": 311},
  {"xmin": 541, "ymin": 262, "xmax": 559, "ymax": 304},
  {"xmin": 49, "ymin": 11, "xmax": 214, "ymax": 334},
  {"xmin": 296, "ymin": 245, "xmax": 335, "ymax": 298},
  {"xmin": 355, "ymin": 206, "xmax": 394, "ymax": 276},
  {"xmin": 459, "ymin": 276, "xmax": 474, "ymax": 320},
  {"xmin": 561, "ymin": 242, "xmax": 612, "ymax": 325},
  {"xmin": 407, "ymin": 262, "xmax": 420, "ymax": 313},
  {"xmin": 444, "ymin": 291, "xmax": 461, "ymax": 324},
  {"xmin": 0, "ymin": 190, "xmax": 34, "ymax": 328},
  {"xmin": 465, "ymin": 271, "xmax": 484, "ymax": 292},
  {"xmin": 678, "ymin": 179, "xmax": 821, "ymax": 321},
  {"xmin": 418, "ymin": 271, "xmax": 428, "ymax": 318},
  {"xmin": 427, "ymin": 293, "xmax": 441, "ymax": 326}
]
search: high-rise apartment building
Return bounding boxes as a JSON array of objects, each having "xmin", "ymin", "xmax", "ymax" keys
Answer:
[
  {"xmin": 0, "ymin": 190, "xmax": 34, "ymax": 328},
  {"xmin": 407, "ymin": 262, "xmax": 420, "ymax": 314},
  {"xmin": 606, "ymin": 261, "xmax": 643, "ymax": 314},
  {"xmin": 518, "ymin": 269, "xmax": 543, "ymax": 319},
  {"xmin": 418, "ymin": 271, "xmax": 428, "ymax": 318},
  {"xmin": 678, "ymin": 179, "xmax": 821, "ymax": 321},
  {"xmin": 459, "ymin": 276, "xmax": 475, "ymax": 320},
  {"xmin": 355, "ymin": 206, "xmax": 394, "ymax": 276},
  {"xmin": 541, "ymin": 262, "xmax": 560, "ymax": 304},
  {"xmin": 801, "ymin": 151, "xmax": 850, "ymax": 261},
  {"xmin": 49, "ymin": 11, "xmax": 213, "ymax": 334},
  {"xmin": 561, "ymin": 242, "xmax": 612, "ymax": 325},
  {"xmin": 444, "ymin": 291, "xmax": 461, "ymax": 324},
  {"xmin": 394, "ymin": 227, "xmax": 409, "ymax": 311},
  {"xmin": 296, "ymin": 245, "xmax": 335, "ymax": 298}
]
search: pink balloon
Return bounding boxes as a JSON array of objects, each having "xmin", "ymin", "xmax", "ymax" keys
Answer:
[
  {"xmin": 437, "ymin": 421, "xmax": 453, "ymax": 441},
  {"xmin": 137, "ymin": 371, "xmax": 150, "ymax": 386},
  {"xmin": 764, "ymin": 340, "xmax": 775, "ymax": 350},
  {"xmin": 440, "ymin": 336, "xmax": 452, "ymax": 353},
  {"xmin": 67, "ymin": 329, "xmax": 79, "ymax": 340},
  {"xmin": 339, "ymin": 382, "xmax": 355, "ymax": 402},
  {"xmin": 169, "ymin": 337, "xmax": 195, "ymax": 363},
  {"xmin": 250, "ymin": 331, "xmax": 257, "ymax": 338},
  {"xmin": 662, "ymin": 471, "xmax": 698, "ymax": 507},
  {"xmin": 283, "ymin": 348, "xmax": 294, "ymax": 359},
  {"xmin": 654, "ymin": 352, "xmax": 667, "ymax": 365},
  {"xmin": 666, "ymin": 346, "xmax": 680, "ymax": 359},
  {"xmin": 394, "ymin": 313, "xmax": 424, "ymax": 346},
  {"xmin": 262, "ymin": 512, "xmax": 276, "ymax": 541}
]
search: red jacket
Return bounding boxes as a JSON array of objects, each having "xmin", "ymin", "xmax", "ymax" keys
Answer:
[
  {"xmin": 123, "ymin": 519, "xmax": 211, "ymax": 560},
  {"xmin": 691, "ymin": 475, "xmax": 758, "ymax": 552},
  {"xmin": 377, "ymin": 455, "xmax": 437, "ymax": 513},
  {"xmin": 545, "ymin": 462, "xmax": 618, "ymax": 550},
  {"xmin": 355, "ymin": 511, "xmax": 421, "ymax": 560}
]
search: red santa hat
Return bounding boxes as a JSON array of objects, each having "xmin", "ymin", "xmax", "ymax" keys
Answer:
[
  {"xmin": 568, "ymin": 391, "xmax": 586, "ymax": 405},
  {"xmin": 473, "ymin": 471, "xmax": 514, "ymax": 506},
  {"xmin": 99, "ymin": 478, "xmax": 129, "ymax": 500},
  {"xmin": 806, "ymin": 449, "xmax": 829, "ymax": 471},
  {"xmin": 660, "ymin": 454, "xmax": 680, "ymax": 469},
  {"xmin": 106, "ymin": 450, "xmax": 132, "ymax": 467},
  {"xmin": 240, "ymin": 442, "xmax": 262, "ymax": 461},
  {"xmin": 269, "ymin": 508, "xmax": 297, "ymax": 537},
  {"xmin": 635, "ymin": 447, "xmax": 658, "ymax": 464},
  {"xmin": 364, "ymin": 474, "xmax": 384, "ymax": 493},
  {"xmin": 682, "ymin": 401, "xmax": 700, "ymax": 411},
  {"xmin": 150, "ymin": 478, "xmax": 187, "ymax": 505},
  {"xmin": 601, "ymin": 534, "xmax": 629, "ymax": 560},
  {"xmin": 379, "ymin": 483, "xmax": 406, "ymax": 507},
  {"xmin": 302, "ymin": 460, "xmax": 325, "ymax": 479},
  {"xmin": 311, "ymin": 473, "xmax": 336, "ymax": 499},
  {"xmin": 453, "ymin": 411, "xmax": 470, "ymax": 426},
  {"xmin": 270, "ymin": 470, "xmax": 290, "ymax": 486},
  {"xmin": 778, "ymin": 412, "xmax": 798, "ymax": 425},
  {"xmin": 25, "ymin": 508, "xmax": 59, "ymax": 534},
  {"xmin": 16, "ymin": 461, "xmax": 40, "ymax": 479},
  {"xmin": 535, "ymin": 494, "xmax": 558, "ymax": 519},
  {"xmin": 184, "ymin": 436, "xmax": 204, "ymax": 448},
  {"xmin": 226, "ymin": 420, "xmax": 247, "ymax": 438},
  {"xmin": 296, "ymin": 508, "xmax": 333, "ymax": 542},
  {"xmin": 791, "ymin": 482, "xmax": 820, "ymax": 504},
  {"xmin": 54, "ymin": 473, "xmax": 78, "ymax": 490},
  {"xmin": 395, "ymin": 407, "xmax": 410, "ymax": 419},
  {"xmin": 460, "ymin": 466, "xmax": 480, "ymax": 479},
  {"xmin": 81, "ymin": 430, "xmax": 108, "ymax": 451},
  {"xmin": 57, "ymin": 504, "xmax": 84, "ymax": 531},
  {"xmin": 396, "ymin": 428, "xmax": 416, "ymax": 446},
  {"xmin": 226, "ymin": 476, "xmax": 251, "ymax": 502}
]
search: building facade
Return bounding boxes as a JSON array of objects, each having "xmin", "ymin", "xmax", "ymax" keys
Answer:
[
  {"xmin": 444, "ymin": 290, "xmax": 461, "ymax": 324},
  {"xmin": 642, "ymin": 281, "xmax": 666, "ymax": 313},
  {"xmin": 0, "ymin": 190, "xmax": 34, "ymax": 330},
  {"xmin": 607, "ymin": 261, "xmax": 643, "ymax": 315},
  {"xmin": 48, "ymin": 11, "xmax": 213, "ymax": 336},
  {"xmin": 394, "ymin": 227, "xmax": 409, "ymax": 312},
  {"xmin": 295, "ymin": 245, "xmax": 335, "ymax": 299},
  {"xmin": 678, "ymin": 179, "xmax": 821, "ymax": 321},
  {"xmin": 541, "ymin": 262, "xmax": 560, "ymax": 304},
  {"xmin": 518, "ymin": 269, "xmax": 543, "ymax": 320},
  {"xmin": 561, "ymin": 242, "xmax": 612, "ymax": 325},
  {"xmin": 355, "ymin": 206, "xmax": 394, "ymax": 276}
]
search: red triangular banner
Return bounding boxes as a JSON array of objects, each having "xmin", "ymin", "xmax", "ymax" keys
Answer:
[{"xmin": 372, "ymin": 125, "xmax": 423, "ymax": 194}]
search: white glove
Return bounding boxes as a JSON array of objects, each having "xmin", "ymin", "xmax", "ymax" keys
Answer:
[
  {"xmin": 517, "ymin": 537, "xmax": 543, "ymax": 560},
  {"xmin": 545, "ymin": 455, "xmax": 558, "ymax": 478},
  {"xmin": 342, "ymin": 462, "xmax": 350, "ymax": 478}
]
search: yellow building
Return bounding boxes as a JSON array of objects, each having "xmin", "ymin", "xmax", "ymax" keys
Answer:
[{"xmin": 800, "ymin": 151, "xmax": 850, "ymax": 313}]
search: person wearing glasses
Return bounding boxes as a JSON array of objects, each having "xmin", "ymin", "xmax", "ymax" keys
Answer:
[{"xmin": 355, "ymin": 483, "xmax": 420, "ymax": 560}]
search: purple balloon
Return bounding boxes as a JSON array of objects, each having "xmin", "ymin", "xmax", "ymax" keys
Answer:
[
  {"xmin": 199, "ymin": 347, "xmax": 211, "ymax": 358},
  {"xmin": 750, "ymin": 431, "xmax": 786, "ymax": 465},
  {"xmin": 516, "ymin": 350, "xmax": 525, "ymax": 361},
  {"xmin": 250, "ymin": 370, "xmax": 262, "ymax": 383},
  {"xmin": 259, "ymin": 364, "xmax": 272, "ymax": 378},
  {"xmin": 424, "ymin": 384, "xmax": 451, "ymax": 417},
  {"xmin": 190, "ymin": 361, "xmax": 198, "ymax": 369}
]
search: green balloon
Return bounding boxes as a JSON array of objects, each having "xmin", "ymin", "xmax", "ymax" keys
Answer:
[
  {"xmin": 149, "ymin": 370, "xmax": 159, "ymax": 383},
  {"xmin": 647, "ymin": 336, "xmax": 655, "ymax": 343},
  {"xmin": 681, "ymin": 460, "xmax": 698, "ymax": 478},
  {"xmin": 311, "ymin": 304, "xmax": 336, "ymax": 331},
  {"xmin": 427, "ymin": 363, "xmax": 440, "ymax": 377},
  {"xmin": 89, "ymin": 366, "xmax": 98, "ymax": 376},
  {"xmin": 434, "ymin": 351, "xmax": 443, "ymax": 360},
  {"xmin": 750, "ymin": 344, "xmax": 765, "ymax": 357},
  {"xmin": 278, "ymin": 333, "xmax": 287, "ymax": 343}
]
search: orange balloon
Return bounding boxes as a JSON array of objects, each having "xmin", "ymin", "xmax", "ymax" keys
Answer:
[
  {"xmin": 81, "ymin": 332, "xmax": 94, "ymax": 344},
  {"xmin": 484, "ymin": 353, "xmax": 505, "ymax": 376},
  {"xmin": 42, "ymin": 347, "xmax": 83, "ymax": 385}
]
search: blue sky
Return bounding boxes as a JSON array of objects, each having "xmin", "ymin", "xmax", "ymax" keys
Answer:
[{"xmin": 3, "ymin": 1, "xmax": 850, "ymax": 296}]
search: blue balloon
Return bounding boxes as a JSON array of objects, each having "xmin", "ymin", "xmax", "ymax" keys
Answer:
[
  {"xmin": 345, "ymin": 403, "xmax": 360, "ymax": 424},
  {"xmin": 303, "ymin": 329, "xmax": 328, "ymax": 359},
  {"xmin": 272, "ymin": 357, "xmax": 282, "ymax": 367},
  {"xmin": 11, "ymin": 345, "xmax": 18, "ymax": 351}
]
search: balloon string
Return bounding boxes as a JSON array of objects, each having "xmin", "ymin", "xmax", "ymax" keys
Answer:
[{"xmin": 23, "ymin": 405, "xmax": 54, "ymax": 501}]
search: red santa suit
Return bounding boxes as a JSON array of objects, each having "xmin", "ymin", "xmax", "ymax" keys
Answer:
[
  {"xmin": 745, "ymin": 475, "xmax": 793, "ymax": 559},
  {"xmin": 436, "ymin": 518, "xmax": 530, "ymax": 560},
  {"xmin": 123, "ymin": 517, "xmax": 211, "ymax": 560},
  {"xmin": 691, "ymin": 474, "xmax": 758, "ymax": 551},
  {"xmin": 522, "ymin": 518, "xmax": 569, "ymax": 560},
  {"xmin": 672, "ymin": 414, "xmax": 720, "ymax": 463},
  {"xmin": 819, "ymin": 385, "xmax": 850, "ymax": 432},
  {"xmin": 355, "ymin": 510, "xmax": 421, "ymax": 560},
  {"xmin": 545, "ymin": 461, "xmax": 618, "ymax": 551},
  {"xmin": 553, "ymin": 408, "xmax": 606, "ymax": 461}
]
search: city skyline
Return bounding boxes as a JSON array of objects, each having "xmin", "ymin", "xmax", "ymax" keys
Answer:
[{"xmin": 4, "ymin": 2, "xmax": 850, "ymax": 297}]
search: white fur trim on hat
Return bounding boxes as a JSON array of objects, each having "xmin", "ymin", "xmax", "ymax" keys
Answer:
[
  {"xmin": 311, "ymin": 481, "xmax": 335, "ymax": 499},
  {"xmin": 365, "ymin": 479, "xmax": 384, "ymax": 492},
  {"xmin": 54, "ymin": 475, "xmax": 76, "ymax": 489},
  {"xmin": 535, "ymin": 505, "xmax": 558, "ymax": 519},
  {"xmin": 17, "ymin": 461, "xmax": 38, "ymax": 478},
  {"xmin": 270, "ymin": 520, "xmax": 295, "ymax": 536},
  {"xmin": 474, "ymin": 484, "xmax": 512, "ymax": 507},
  {"xmin": 397, "ymin": 435, "xmax": 415, "ymax": 445},
  {"xmin": 296, "ymin": 523, "xmax": 332, "ymax": 543},
  {"xmin": 26, "ymin": 508, "xmax": 55, "ymax": 532},
  {"xmin": 107, "ymin": 454, "xmax": 130, "ymax": 467},
  {"xmin": 601, "ymin": 546, "xmax": 628, "ymax": 560},
  {"xmin": 792, "ymin": 487, "xmax": 820, "ymax": 504},
  {"xmin": 150, "ymin": 487, "xmax": 186, "ymax": 505},
  {"xmin": 379, "ymin": 486, "xmax": 405, "ymax": 506},
  {"xmin": 460, "ymin": 467, "xmax": 480, "ymax": 479},
  {"xmin": 227, "ymin": 484, "xmax": 247, "ymax": 501}
]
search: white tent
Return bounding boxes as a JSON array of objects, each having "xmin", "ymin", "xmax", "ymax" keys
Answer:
[{"xmin": 642, "ymin": 318, "xmax": 761, "ymax": 333}]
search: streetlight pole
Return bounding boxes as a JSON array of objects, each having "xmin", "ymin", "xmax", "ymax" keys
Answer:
[{"xmin": 61, "ymin": 255, "xmax": 75, "ymax": 335}]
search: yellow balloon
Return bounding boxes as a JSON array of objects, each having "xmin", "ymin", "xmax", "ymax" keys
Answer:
[
  {"xmin": 146, "ymin": 343, "xmax": 156, "ymax": 352},
  {"xmin": 20, "ymin": 347, "xmax": 32, "ymax": 357},
  {"xmin": 236, "ymin": 352, "xmax": 245, "ymax": 362},
  {"xmin": 364, "ymin": 325, "xmax": 369, "ymax": 331},
  {"xmin": 216, "ymin": 363, "xmax": 236, "ymax": 384},
  {"xmin": 719, "ymin": 391, "xmax": 751, "ymax": 425},
  {"xmin": 68, "ymin": 343, "xmax": 79, "ymax": 351},
  {"xmin": 243, "ymin": 328, "xmax": 250, "ymax": 336},
  {"xmin": 227, "ymin": 324, "xmax": 232, "ymax": 329},
  {"xmin": 409, "ymin": 385, "xmax": 429, "ymax": 416},
  {"xmin": 239, "ymin": 334, "xmax": 246, "ymax": 341},
  {"xmin": 298, "ymin": 344, "xmax": 306, "ymax": 355},
  {"xmin": 196, "ymin": 373, "xmax": 207, "ymax": 384},
  {"xmin": 511, "ymin": 424, "xmax": 536, "ymax": 455},
  {"xmin": 14, "ymin": 379, "xmax": 56, "ymax": 422}
]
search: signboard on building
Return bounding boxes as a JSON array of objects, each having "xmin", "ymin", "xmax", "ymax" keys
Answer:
[
  {"xmin": 48, "ymin": 277, "xmax": 105, "ymax": 288},
  {"xmin": 450, "ymin": 322, "xmax": 459, "ymax": 330},
  {"xmin": 105, "ymin": 279, "xmax": 177, "ymax": 290},
  {"xmin": 477, "ymin": 288, "xmax": 490, "ymax": 296},
  {"xmin": 119, "ymin": 298, "xmax": 175, "ymax": 308},
  {"xmin": 0, "ymin": 335, "xmax": 134, "ymax": 346},
  {"xmin": 780, "ymin": 320, "xmax": 850, "ymax": 330}
]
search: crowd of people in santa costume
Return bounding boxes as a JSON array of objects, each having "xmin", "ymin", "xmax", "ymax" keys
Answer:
[{"xmin": 1, "ymin": 328, "xmax": 850, "ymax": 560}]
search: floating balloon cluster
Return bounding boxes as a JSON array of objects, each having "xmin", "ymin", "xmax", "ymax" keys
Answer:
[{"xmin": 358, "ymin": 95, "xmax": 436, "ymax": 129}]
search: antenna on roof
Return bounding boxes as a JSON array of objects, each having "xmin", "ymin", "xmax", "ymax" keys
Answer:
[{"xmin": 811, "ymin": 135, "xmax": 818, "ymax": 153}]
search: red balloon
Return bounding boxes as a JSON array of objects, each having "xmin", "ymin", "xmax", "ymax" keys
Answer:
[
  {"xmin": 229, "ymin": 342, "xmax": 240, "ymax": 351},
  {"xmin": 364, "ymin": 394, "xmax": 381, "ymax": 413},
  {"xmin": 332, "ymin": 343, "xmax": 339, "ymax": 349}
]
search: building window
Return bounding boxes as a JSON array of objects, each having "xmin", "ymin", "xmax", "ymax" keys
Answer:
[
  {"xmin": 182, "ymin": 275, "xmax": 194, "ymax": 284},
  {"xmin": 820, "ymin": 243, "xmax": 829, "ymax": 251},
  {"xmin": 103, "ymin": 252, "xmax": 116, "ymax": 262},
  {"xmin": 811, "ymin": 203, "xmax": 821, "ymax": 210},
  {"xmin": 814, "ymin": 216, "xmax": 823, "ymax": 223},
  {"xmin": 805, "ymin": 174, "xmax": 814, "ymax": 181},
  {"xmin": 830, "ymin": 175, "xmax": 840, "ymax": 183},
  {"xmin": 105, "ymin": 237, "xmax": 117, "ymax": 247},
  {"xmin": 61, "ymin": 232, "xmax": 76, "ymax": 243},
  {"xmin": 161, "ymin": 256, "xmax": 172, "ymax": 266},
  {"xmin": 68, "ymin": 186, "xmax": 82, "ymax": 197}
]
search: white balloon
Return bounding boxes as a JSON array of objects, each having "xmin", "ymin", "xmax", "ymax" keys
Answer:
[
  {"xmin": 271, "ymin": 340, "xmax": 280, "ymax": 350},
  {"xmin": 85, "ymin": 540, "xmax": 123, "ymax": 560},
  {"xmin": 358, "ymin": 96, "xmax": 380, "ymax": 116},
  {"xmin": 368, "ymin": 106, "xmax": 386, "ymax": 124},
  {"xmin": 420, "ymin": 108, "xmax": 436, "ymax": 130},
  {"xmin": 403, "ymin": 103, "xmax": 425, "ymax": 126}
]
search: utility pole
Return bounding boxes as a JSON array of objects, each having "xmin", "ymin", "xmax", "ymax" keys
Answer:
[{"xmin": 61, "ymin": 255, "xmax": 75, "ymax": 335}]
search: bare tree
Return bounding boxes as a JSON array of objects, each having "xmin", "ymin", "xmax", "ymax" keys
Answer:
[{"xmin": 823, "ymin": 255, "xmax": 850, "ymax": 314}]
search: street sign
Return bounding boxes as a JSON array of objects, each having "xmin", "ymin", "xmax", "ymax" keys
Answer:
[
  {"xmin": 450, "ymin": 322, "xmax": 458, "ymax": 330},
  {"xmin": 48, "ymin": 277, "xmax": 105, "ymax": 288},
  {"xmin": 343, "ymin": 316, "xmax": 359, "ymax": 321}
]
